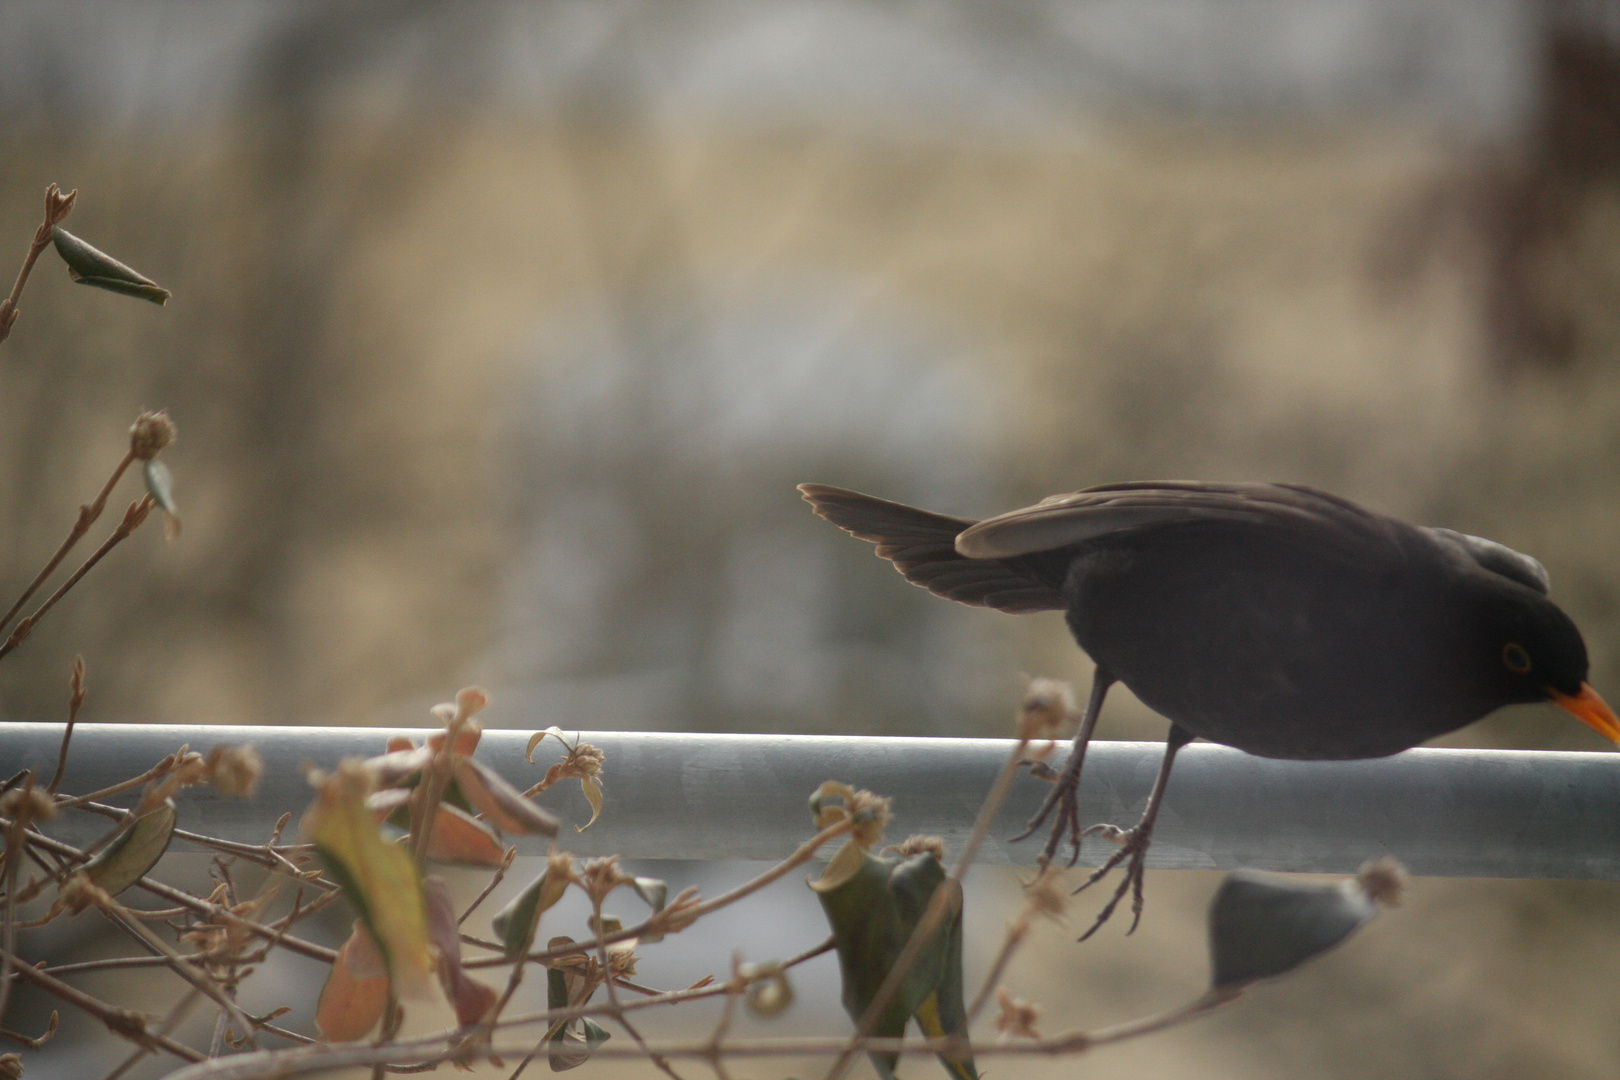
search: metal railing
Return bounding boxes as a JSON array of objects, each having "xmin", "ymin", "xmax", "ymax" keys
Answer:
[{"xmin": 4, "ymin": 723, "xmax": 1617, "ymax": 879}]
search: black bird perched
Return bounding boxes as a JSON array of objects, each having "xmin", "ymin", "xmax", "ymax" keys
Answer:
[{"xmin": 800, "ymin": 480, "xmax": 1620, "ymax": 936}]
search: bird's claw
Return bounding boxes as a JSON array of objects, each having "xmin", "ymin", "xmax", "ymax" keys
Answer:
[
  {"xmin": 1081, "ymin": 822, "xmax": 1129, "ymax": 845},
  {"xmin": 1073, "ymin": 825, "xmax": 1150, "ymax": 941},
  {"xmin": 1014, "ymin": 768, "xmax": 1086, "ymax": 870}
]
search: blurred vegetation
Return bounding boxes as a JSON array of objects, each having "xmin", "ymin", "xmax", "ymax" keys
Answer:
[{"xmin": 1, "ymin": 4, "xmax": 1618, "ymax": 1077}]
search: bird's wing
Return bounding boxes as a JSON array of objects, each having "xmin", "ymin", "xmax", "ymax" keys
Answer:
[
  {"xmin": 1424, "ymin": 527, "xmax": 1551, "ymax": 594},
  {"xmin": 798, "ymin": 484, "xmax": 1066, "ymax": 612},
  {"xmin": 955, "ymin": 481, "xmax": 1407, "ymax": 566}
]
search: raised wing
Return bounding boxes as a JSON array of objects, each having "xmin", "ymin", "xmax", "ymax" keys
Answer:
[
  {"xmin": 798, "ymin": 484, "xmax": 1065, "ymax": 613},
  {"xmin": 954, "ymin": 481, "xmax": 1407, "ymax": 567}
]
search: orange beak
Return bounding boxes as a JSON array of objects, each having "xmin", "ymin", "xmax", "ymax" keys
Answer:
[{"xmin": 1551, "ymin": 683, "xmax": 1620, "ymax": 743}]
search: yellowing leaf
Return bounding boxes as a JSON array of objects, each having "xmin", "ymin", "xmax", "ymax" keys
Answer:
[
  {"xmin": 79, "ymin": 798, "xmax": 176, "ymax": 897},
  {"xmin": 303, "ymin": 761, "xmax": 434, "ymax": 997},
  {"xmin": 578, "ymin": 779, "xmax": 603, "ymax": 832}
]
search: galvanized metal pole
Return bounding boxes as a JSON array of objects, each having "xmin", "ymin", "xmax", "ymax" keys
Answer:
[{"xmin": 3, "ymin": 723, "xmax": 1617, "ymax": 878}]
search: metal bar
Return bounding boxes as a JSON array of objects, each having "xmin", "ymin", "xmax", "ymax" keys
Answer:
[{"xmin": 2, "ymin": 723, "xmax": 1616, "ymax": 879}]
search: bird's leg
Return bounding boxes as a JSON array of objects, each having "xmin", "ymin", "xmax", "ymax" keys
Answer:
[
  {"xmin": 1074, "ymin": 722, "xmax": 1192, "ymax": 940},
  {"xmin": 1013, "ymin": 666, "xmax": 1115, "ymax": 870}
]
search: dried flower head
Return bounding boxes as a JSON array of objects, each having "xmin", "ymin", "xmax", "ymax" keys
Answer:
[
  {"xmin": 1356, "ymin": 857, "xmax": 1407, "ymax": 908},
  {"xmin": 580, "ymin": 856, "xmax": 634, "ymax": 905},
  {"xmin": 1023, "ymin": 867, "xmax": 1068, "ymax": 921},
  {"xmin": 170, "ymin": 750, "xmax": 210, "ymax": 788},
  {"xmin": 994, "ymin": 987, "xmax": 1042, "ymax": 1040},
  {"xmin": 128, "ymin": 410, "xmax": 176, "ymax": 460},
  {"xmin": 58, "ymin": 873, "xmax": 112, "ymax": 915},
  {"xmin": 1018, "ymin": 677, "xmax": 1077, "ymax": 739},
  {"xmin": 0, "ymin": 785, "xmax": 55, "ymax": 827},
  {"xmin": 206, "ymin": 744, "xmax": 263, "ymax": 799},
  {"xmin": 547, "ymin": 848, "xmax": 580, "ymax": 886},
  {"xmin": 646, "ymin": 887, "xmax": 702, "ymax": 937},
  {"xmin": 809, "ymin": 782, "xmax": 892, "ymax": 849},
  {"xmin": 889, "ymin": 835, "xmax": 946, "ymax": 861},
  {"xmin": 0, "ymin": 1051, "xmax": 21, "ymax": 1079},
  {"xmin": 542, "ymin": 741, "xmax": 604, "ymax": 788}
]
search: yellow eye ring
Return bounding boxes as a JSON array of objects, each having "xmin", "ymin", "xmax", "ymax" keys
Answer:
[{"xmin": 1503, "ymin": 642, "xmax": 1532, "ymax": 674}]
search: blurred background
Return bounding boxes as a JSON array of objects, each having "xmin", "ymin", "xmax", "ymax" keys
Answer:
[{"xmin": 1, "ymin": 0, "xmax": 1619, "ymax": 1076}]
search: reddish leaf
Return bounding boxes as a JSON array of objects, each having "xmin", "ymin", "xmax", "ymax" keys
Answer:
[
  {"xmin": 423, "ymin": 878, "xmax": 497, "ymax": 1026},
  {"xmin": 454, "ymin": 758, "xmax": 559, "ymax": 837},
  {"xmin": 424, "ymin": 804, "xmax": 508, "ymax": 867},
  {"xmin": 316, "ymin": 925, "xmax": 390, "ymax": 1042}
]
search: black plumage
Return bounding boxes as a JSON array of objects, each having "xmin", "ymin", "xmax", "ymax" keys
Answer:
[{"xmin": 801, "ymin": 480, "xmax": 1619, "ymax": 935}]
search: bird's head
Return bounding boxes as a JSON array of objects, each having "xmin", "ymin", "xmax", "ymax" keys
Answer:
[{"xmin": 1478, "ymin": 586, "xmax": 1620, "ymax": 743}]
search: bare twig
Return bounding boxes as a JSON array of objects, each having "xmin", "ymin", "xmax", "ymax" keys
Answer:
[
  {"xmin": 47, "ymin": 657, "xmax": 87, "ymax": 795},
  {"xmin": 159, "ymin": 989, "xmax": 1245, "ymax": 1080},
  {"xmin": 459, "ymin": 846, "xmax": 516, "ymax": 925},
  {"xmin": 0, "ymin": 946, "xmax": 206, "ymax": 1063},
  {"xmin": 96, "ymin": 899, "xmax": 258, "ymax": 1049},
  {"xmin": 0, "ymin": 1009, "xmax": 57, "ymax": 1049},
  {"xmin": 0, "ymin": 496, "xmax": 154, "ymax": 662},
  {"xmin": 11, "ymin": 826, "xmax": 338, "ymax": 964},
  {"xmin": 0, "ymin": 452, "xmax": 137, "ymax": 641},
  {"xmin": 468, "ymin": 819, "xmax": 852, "ymax": 972},
  {"xmin": 0, "ymin": 183, "xmax": 75, "ymax": 349},
  {"xmin": 53, "ymin": 751, "xmax": 183, "ymax": 810}
]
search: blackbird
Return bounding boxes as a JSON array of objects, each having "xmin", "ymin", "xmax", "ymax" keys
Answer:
[{"xmin": 800, "ymin": 480, "xmax": 1620, "ymax": 936}]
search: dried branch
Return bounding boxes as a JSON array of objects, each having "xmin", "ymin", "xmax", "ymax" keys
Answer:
[
  {"xmin": 0, "ymin": 183, "xmax": 75, "ymax": 349},
  {"xmin": 0, "ymin": 496, "xmax": 155, "ymax": 663}
]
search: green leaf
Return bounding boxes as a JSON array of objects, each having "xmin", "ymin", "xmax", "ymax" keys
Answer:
[
  {"xmin": 143, "ymin": 460, "xmax": 177, "ymax": 515},
  {"xmin": 813, "ymin": 846, "xmax": 977, "ymax": 1080},
  {"xmin": 491, "ymin": 864, "xmax": 570, "ymax": 958},
  {"xmin": 548, "ymin": 1016, "xmax": 610, "ymax": 1072},
  {"xmin": 78, "ymin": 798, "xmax": 176, "ymax": 897},
  {"xmin": 629, "ymin": 876, "xmax": 669, "ymax": 943},
  {"xmin": 51, "ymin": 227, "xmax": 170, "ymax": 305},
  {"xmin": 542, "ymin": 941, "xmax": 610, "ymax": 1072},
  {"xmin": 1208, "ymin": 870, "xmax": 1379, "ymax": 989}
]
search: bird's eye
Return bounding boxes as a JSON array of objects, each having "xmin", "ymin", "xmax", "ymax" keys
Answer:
[{"xmin": 1503, "ymin": 642, "xmax": 1532, "ymax": 674}]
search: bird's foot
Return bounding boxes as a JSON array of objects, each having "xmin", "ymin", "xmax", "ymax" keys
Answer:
[
  {"xmin": 1013, "ymin": 768, "xmax": 1085, "ymax": 870},
  {"xmin": 1072, "ymin": 823, "xmax": 1151, "ymax": 941}
]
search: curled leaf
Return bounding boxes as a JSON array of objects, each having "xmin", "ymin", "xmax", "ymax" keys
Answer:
[
  {"xmin": 454, "ymin": 758, "xmax": 560, "ymax": 837},
  {"xmin": 51, "ymin": 227, "xmax": 170, "ymax": 305},
  {"xmin": 423, "ymin": 878, "xmax": 498, "ymax": 1027},
  {"xmin": 525, "ymin": 727, "xmax": 570, "ymax": 763},
  {"xmin": 631, "ymin": 876, "xmax": 667, "ymax": 914},
  {"xmin": 526, "ymin": 728, "xmax": 605, "ymax": 832},
  {"xmin": 1208, "ymin": 869, "xmax": 1384, "ymax": 989},
  {"xmin": 79, "ymin": 798, "xmax": 176, "ymax": 897},
  {"xmin": 143, "ymin": 460, "xmax": 180, "ymax": 537},
  {"xmin": 814, "ymin": 841, "xmax": 975, "ymax": 1080},
  {"xmin": 548, "ymin": 1014, "xmax": 610, "ymax": 1072},
  {"xmin": 740, "ymin": 962, "xmax": 794, "ymax": 1018},
  {"xmin": 577, "ymin": 778, "xmax": 603, "ymax": 832},
  {"xmin": 491, "ymin": 861, "xmax": 572, "ymax": 958}
]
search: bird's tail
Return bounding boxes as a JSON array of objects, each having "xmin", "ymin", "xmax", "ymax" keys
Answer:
[{"xmin": 798, "ymin": 484, "xmax": 1065, "ymax": 613}]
